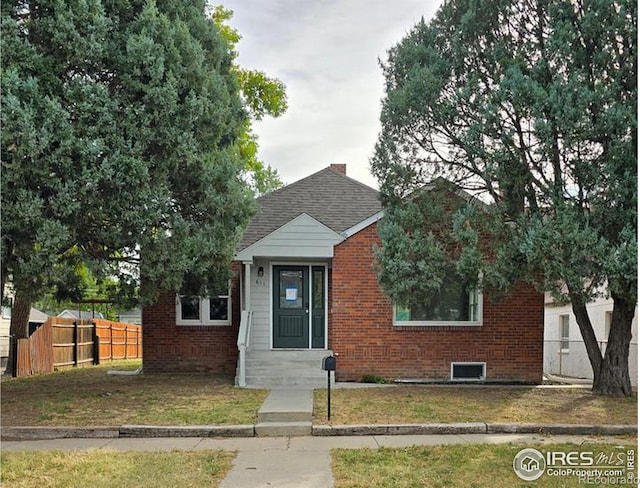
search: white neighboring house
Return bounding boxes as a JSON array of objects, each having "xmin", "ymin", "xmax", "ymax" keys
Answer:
[
  {"xmin": 117, "ymin": 309, "xmax": 142, "ymax": 324},
  {"xmin": 1, "ymin": 305, "xmax": 49, "ymax": 368},
  {"xmin": 0, "ymin": 302, "xmax": 11, "ymax": 367},
  {"xmin": 544, "ymin": 293, "xmax": 638, "ymax": 387},
  {"xmin": 57, "ymin": 309, "xmax": 105, "ymax": 320}
]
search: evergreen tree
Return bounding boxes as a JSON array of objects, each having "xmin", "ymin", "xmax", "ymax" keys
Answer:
[
  {"xmin": 372, "ymin": 0, "xmax": 636, "ymax": 395},
  {"xmin": 1, "ymin": 0, "xmax": 256, "ymax": 373}
]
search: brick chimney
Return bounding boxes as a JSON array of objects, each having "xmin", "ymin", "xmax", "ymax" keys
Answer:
[{"xmin": 329, "ymin": 164, "xmax": 347, "ymax": 176}]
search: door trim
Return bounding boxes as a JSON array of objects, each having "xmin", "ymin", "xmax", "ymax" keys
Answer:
[{"xmin": 270, "ymin": 262, "xmax": 328, "ymax": 349}]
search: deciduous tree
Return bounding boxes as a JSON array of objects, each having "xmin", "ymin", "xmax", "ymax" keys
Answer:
[{"xmin": 213, "ymin": 5, "xmax": 287, "ymax": 195}]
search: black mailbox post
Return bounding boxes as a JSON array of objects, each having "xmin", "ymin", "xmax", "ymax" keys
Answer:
[
  {"xmin": 322, "ymin": 355, "xmax": 336, "ymax": 420},
  {"xmin": 322, "ymin": 355, "xmax": 336, "ymax": 371}
]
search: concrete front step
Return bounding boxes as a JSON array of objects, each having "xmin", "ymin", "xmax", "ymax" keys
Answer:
[
  {"xmin": 238, "ymin": 349, "xmax": 335, "ymax": 388},
  {"xmin": 245, "ymin": 376, "xmax": 331, "ymax": 388},
  {"xmin": 255, "ymin": 421, "xmax": 312, "ymax": 437},
  {"xmin": 245, "ymin": 350, "xmax": 331, "ymax": 369}
]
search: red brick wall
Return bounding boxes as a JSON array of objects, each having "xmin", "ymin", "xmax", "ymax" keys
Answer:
[
  {"xmin": 331, "ymin": 223, "xmax": 544, "ymax": 383},
  {"xmin": 142, "ymin": 264, "xmax": 241, "ymax": 374}
]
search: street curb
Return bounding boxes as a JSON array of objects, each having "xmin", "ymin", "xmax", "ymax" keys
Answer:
[
  {"xmin": 2, "ymin": 423, "xmax": 636, "ymax": 440},
  {"xmin": 485, "ymin": 423, "xmax": 637, "ymax": 436},
  {"xmin": 312, "ymin": 423, "xmax": 637, "ymax": 437},
  {"xmin": 0, "ymin": 426, "xmax": 120, "ymax": 440},
  {"xmin": 119, "ymin": 425, "xmax": 255, "ymax": 438},
  {"xmin": 312, "ymin": 422, "xmax": 487, "ymax": 436}
]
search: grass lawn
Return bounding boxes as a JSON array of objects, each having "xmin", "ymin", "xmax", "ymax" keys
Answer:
[
  {"xmin": 314, "ymin": 385, "xmax": 637, "ymax": 425},
  {"xmin": 332, "ymin": 443, "xmax": 638, "ymax": 488},
  {"xmin": 1, "ymin": 360, "xmax": 267, "ymax": 426},
  {"xmin": 2, "ymin": 363, "xmax": 637, "ymax": 428},
  {"xmin": 1, "ymin": 449, "xmax": 233, "ymax": 488}
]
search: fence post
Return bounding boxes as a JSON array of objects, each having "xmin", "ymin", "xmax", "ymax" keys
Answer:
[
  {"xmin": 92, "ymin": 322, "xmax": 100, "ymax": 365},
  {"xmin": 558, "ymin": 344, "xmax": 563, "ymax": 377},
  {"xmin": 110, "ymin": 323, "xmax": 113, "ymax": 361},
  {"xmin": 9, "ymin": 335, "xmax": 17, "ymax": 377},
  {"xmin": 73, "ymin": 321, "xmax": 78, "ymax": 367},
  {"xmin": 124, "ymin": 326, "xmax": 128, "ymax": 359}
]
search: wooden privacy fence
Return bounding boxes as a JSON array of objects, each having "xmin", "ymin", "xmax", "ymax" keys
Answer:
[
  {"xmin": 94, "ymin": 319, "xmax": 142, "ymax": 361},
  {"xmin": 14, "ymin": 317, "xmax": 142, "ymax": 376}
]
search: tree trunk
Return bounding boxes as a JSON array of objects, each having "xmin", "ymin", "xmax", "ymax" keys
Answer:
[
  {"xmin": 5, "ymin": 292, "xmax": 31, "ymax": 377},
  {"xmin": 571, "ymin": 298, "xmax": 603, "ymax": 383},
  {"xmin": 592, "ymin": 293, "xmax": 635, "ymax": 396}
]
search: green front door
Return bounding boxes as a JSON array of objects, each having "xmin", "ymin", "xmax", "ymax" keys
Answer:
[
  {"xmin": 273, "ymin": 266, "xmax": 310, "ymax": 348},
  {"xmin": 273, "ymin": 265, "xmax": 326, "ymax": 349}
]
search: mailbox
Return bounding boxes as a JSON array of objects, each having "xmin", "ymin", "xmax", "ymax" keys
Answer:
[
  {"xmin": 322, "ymin": 354, "xmax": 336, "ymax": 420},
  {"xmin": 322, "ymin": 355, "xmax": 336, "ymax": 371}
]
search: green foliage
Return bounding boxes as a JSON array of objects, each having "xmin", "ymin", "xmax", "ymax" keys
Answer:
[
  {"xmin": 1, "ymin": 0, "xmax": 255, "ymax": 305},
  {"xmin": 361, "ymin": 374, "xmax": 390, "ymax": 384},
  {"xmin": 372, "ymin": 0, "xmax": 636, "ymax": 394},
  {"xmin": 212, "ymin": 4, "xmax": 286, "ymax": 195},
  {"xmin": 237, "ymin": 69, "xmax": 288, "ymax": 121},
  {"xmin": 372, "ymin": 0, "xmax": 637, "ymax": 306}
]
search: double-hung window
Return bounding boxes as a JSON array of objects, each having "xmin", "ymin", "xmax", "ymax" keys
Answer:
[
  {"xmin": 177, "ymin": 292, "xmax": 231, "ymax": 326},
  {"xmin": 394, "ymin": 273, "xmax": 481, "ymax": 326}
]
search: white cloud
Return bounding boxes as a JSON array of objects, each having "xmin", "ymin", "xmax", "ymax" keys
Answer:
[{"xmin": 219, "ymin": 0, "xmax": 443, "ymax": 188}]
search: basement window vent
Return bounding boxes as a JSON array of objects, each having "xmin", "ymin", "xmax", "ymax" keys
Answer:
[{"xmin": 451, "ymin": 362, "xmax": 486, "ymax": 381}]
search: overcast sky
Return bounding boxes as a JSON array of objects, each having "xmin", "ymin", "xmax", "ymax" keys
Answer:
[{"xmin": 220, "ymin": 1, "xmax": 443, "ymax": 188}]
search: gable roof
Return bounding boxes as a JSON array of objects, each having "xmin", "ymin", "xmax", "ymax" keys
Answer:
[
  {"xmin": 236, "ymin": 213, "xmax": 345, "ymax": 261},
  {"xmin": 29, "ymin": 308, "xmax": 49, "ymax": 323},
  {"xmin": 239, "ymin": 166, "xmax": 381, "ymax": 250}
]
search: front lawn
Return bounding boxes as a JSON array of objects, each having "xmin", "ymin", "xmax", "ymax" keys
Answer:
[
  {"xmin": 332, "ymin": 443, "xmax": 637, "ymax": 488},
  {"xmin": 1, "ymin": 449, "xmax": 233, "ymax": 488},
  {"xmin": 2, "ymin": 364, "xmax": 636, "ymax": 428},
  {"xmin": 314, "ymin": 385, "xmax": 637, "ymax": 425},
  {"xmin": 1, "ymin": 360, "xmax": 267, "ymax": 426}
]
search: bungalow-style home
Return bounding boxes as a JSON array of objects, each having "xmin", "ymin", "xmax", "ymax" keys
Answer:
[
  {"xmin": 142, "ymin": 164, "xmax": 544, "ymax": 386},
  {"xmin": 544, "ymin": 293, "xmax": 638, "ymax": 386}
]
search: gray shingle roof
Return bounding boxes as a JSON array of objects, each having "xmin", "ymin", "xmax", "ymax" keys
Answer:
[{"xmin": 239, "ymin": 167, "xmax": 381, "ymax": 250}]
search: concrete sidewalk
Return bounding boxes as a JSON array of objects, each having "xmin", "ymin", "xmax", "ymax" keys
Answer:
[{"xmin": 3, "ymin": 433, "xmax": 636, "ymax": 488}]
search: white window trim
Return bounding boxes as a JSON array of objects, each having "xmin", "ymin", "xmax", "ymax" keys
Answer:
[
  {"xmin": 393, "ymin": 290, "xmax": 483, "ymax": 327},
  {"xmin": 176, "ymin": 294, "xmax": 231, "ymax": 326},
  {"xmin": 451, "ymin": 362, "xmax": 486, "ymax": 381}
]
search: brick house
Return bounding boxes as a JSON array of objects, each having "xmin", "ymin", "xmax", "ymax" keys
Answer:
[{"xmin": 143, "ymin": 164, "xmax": 544, "ymax": 386}]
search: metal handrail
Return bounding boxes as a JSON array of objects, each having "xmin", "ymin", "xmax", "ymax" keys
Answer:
[
  {"xmin": 237, "ymin": 310, "xmax": 253, "ymax": 387},
  {"xmin": 237, "ymin": 310, "xmax": 253, "ymax": 348}
]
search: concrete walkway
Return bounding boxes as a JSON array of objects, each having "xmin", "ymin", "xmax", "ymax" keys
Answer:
[
  {"xmin": 3, "ymin": 434, "xmax": 636, "ymax": 488},
  {"xmin": 255, "ymin": 388, "xmax": 313, "ymax": 436}
]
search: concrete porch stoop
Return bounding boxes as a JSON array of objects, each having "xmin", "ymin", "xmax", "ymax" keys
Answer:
[
  {"xmin": 255, "ymin": 389, "xmax": 314, "ymax": 437},
  {"xmin": 238, "ymin": 349, "xmax": 335, "ymax": 388}
]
